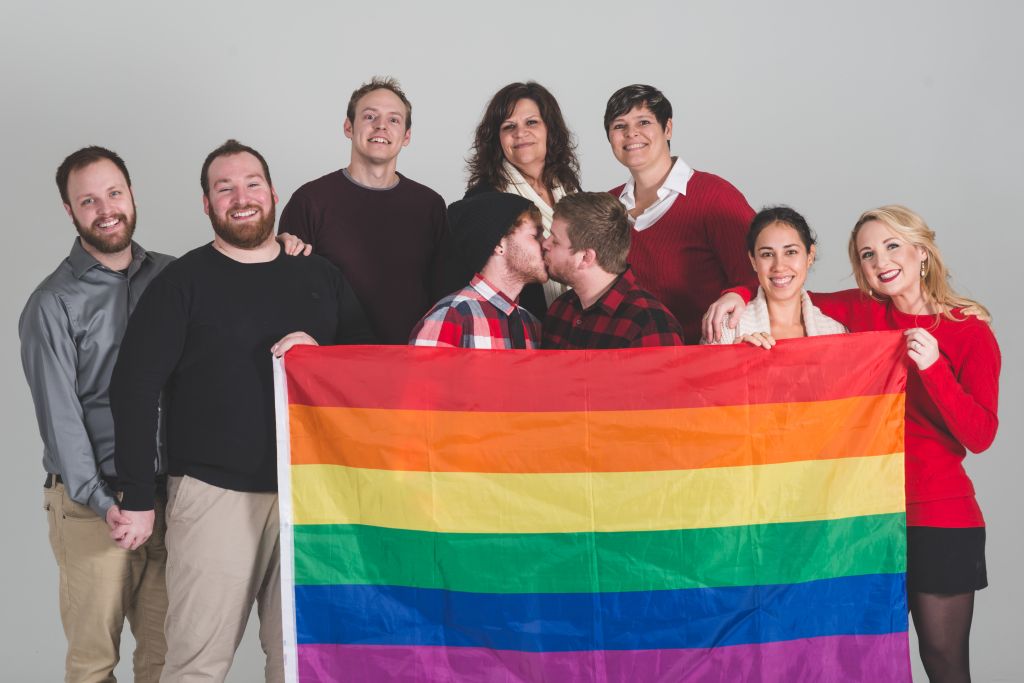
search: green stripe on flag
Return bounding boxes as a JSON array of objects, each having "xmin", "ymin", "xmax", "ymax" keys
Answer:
[{"xmin": 294, "ymin": 513, "xmax": 905, "ymax": 594}]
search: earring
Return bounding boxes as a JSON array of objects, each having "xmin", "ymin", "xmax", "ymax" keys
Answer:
[{"xmin": 920, "ymin": 260, "xmax": 927, "ymax": 278}]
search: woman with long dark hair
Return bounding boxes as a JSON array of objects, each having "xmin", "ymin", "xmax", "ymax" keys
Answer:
[
  {"xmin": 701, "ymin": 206, "xmax": 845, "ymax": 345},
  {"xmin": 462, "ymin": 81, "xmax": 582, "ymax": 317}
]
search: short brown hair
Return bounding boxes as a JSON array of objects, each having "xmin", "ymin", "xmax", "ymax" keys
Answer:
[
  {"xmin": 200, "ymin": 139, "xmax": 273, "ymax": 196},
  {"xmin": 56, "ymin": 146, "xmax": 131, "ymax": 205},
  {"xmin": 604, "ymin": 84, "xmax": 672, "ymax": 135},
  {"xmin": 554, "ymin": 192, "xmax": 630, "ymax": 274},
  {"xmin": 346, "ymin": 76, "xmax": 412, "ymax": 130}
]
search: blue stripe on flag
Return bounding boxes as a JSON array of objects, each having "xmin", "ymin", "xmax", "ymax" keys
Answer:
[{"xmin": 295, "ymin": 573, "xmax": 907, "ymax": 652}]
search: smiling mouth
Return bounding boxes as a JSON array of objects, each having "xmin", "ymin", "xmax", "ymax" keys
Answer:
[
  {"xmin": 368, "ymin": 137, "xmax": 390, "ymax": 144},
  {"xmin": 623, "ymin": 143, "xmax": 646, "ymax": 151},
  {"xmin": 94, "ymin": 217, "xmax": 121, "ymax": 230},
  {"xmin": 769, "ymin": 276, "xmax": 794, "ymax": 287},
  {"xmin": 877, "ymin": 269, "xmax": 900, "ymax": 283},
  {"xmin": 230, "ymin": 208, "xmax": 259, "ymax": 220}
]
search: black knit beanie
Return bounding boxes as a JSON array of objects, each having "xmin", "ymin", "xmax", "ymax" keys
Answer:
[{"xmin": 443, "ymin": 192, "xmax": 534, "ymax": 290}]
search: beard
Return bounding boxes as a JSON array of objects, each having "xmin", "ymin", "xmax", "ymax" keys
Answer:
[
  {"xmin": 73, "ymin": 205, "xmax": 137, "ymax": 255},
  {"xmin": 506, "ymin": 239, "xmax": 549, "ymax": 285},
  {"xmin": 542, "ymin": 254, "xmax": 573, "ymax": 286},
  {"xmin": 209, "ymin": 203, "xmax": 276, "ymax": 249}
]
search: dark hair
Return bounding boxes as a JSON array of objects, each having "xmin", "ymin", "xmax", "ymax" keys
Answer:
[
  {"xmin": 56, "ymin": 146, "xmax": 131, "ymax": 205},
  {"xmin": 746, "ymin": 206, "xmax": 817, "ymax": 254},
  {"xmin": 604, "ymin": 84, "xmax": 673, "ymax": 136},
  {"xmin": 200, "ymin": 139, "xmax": 273, "ymax": 196},
  {"xmin": 466, "ymin": 81, "xmax": 581, "ymax": 195},
  {"xmin": 553, "ymin": 192, "xmax": 630, "ymax": 274},
  {"xmin": 346, "ymin": 76, "xmax": 412, "ymax": 131}
]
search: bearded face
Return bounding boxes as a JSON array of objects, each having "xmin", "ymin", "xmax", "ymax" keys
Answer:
[
  {"xmin": 202, "ymin": 151, "xmax": 278, "ymax": 251},
  {"xmin": 64, "ymin": 158, "xmax": 138, "ymax": 257},
  {"xmin": 504, "ymin": 219, "xmax": 548, "ymax": 285},
  {"xmin": 72, "ymin": 203, "xmax": 137, "ymax": 254},
  {"xmin": 208, "ymin": 201, "xmax": 276, "ymax": 250}
]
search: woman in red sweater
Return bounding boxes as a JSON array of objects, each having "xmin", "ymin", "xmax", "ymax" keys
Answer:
[{"xmin": 707, "ymin": 205, "xmax": 999, "ymax": 682}]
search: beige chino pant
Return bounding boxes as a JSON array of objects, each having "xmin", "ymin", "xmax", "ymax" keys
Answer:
[
  {"xmin": 161, "ymin": 475, "xmax": 283, "ymax": 683},
  {"xmin": 43, "ymin": 482, "xmax": 168, "ymax": 683}
]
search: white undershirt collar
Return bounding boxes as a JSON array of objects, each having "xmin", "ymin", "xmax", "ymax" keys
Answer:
[{"xmin": 617, "ymin": 157, "xmax": 694, "ymax": 232}]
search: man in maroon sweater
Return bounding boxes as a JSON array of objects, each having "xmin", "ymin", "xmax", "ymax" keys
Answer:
[
  {"xmin": 279, "ymin": 76, "xmax": 447, "ymax": 344},
  {"xmin": 604, "ymin": 84, "xmax": 759, "ymax": 343}
]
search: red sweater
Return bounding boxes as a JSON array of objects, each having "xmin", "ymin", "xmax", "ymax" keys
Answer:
[
  {"xmin": 807, "ymin": 289, "xmax": 1000, "ymax": 527},
  {"xmin": 610, "ymin": 171, "xmax": 758, "ymax": 344}
]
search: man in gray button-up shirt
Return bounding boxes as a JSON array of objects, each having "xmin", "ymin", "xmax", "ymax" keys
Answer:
[{"xmin": 19, "ymin": 146, "xmax": 172, "ymax": 683}]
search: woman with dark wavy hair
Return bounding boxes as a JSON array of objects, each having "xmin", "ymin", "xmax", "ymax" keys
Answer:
[{"xmin": 463, "ymin": 82, "xmax": 582, "ymax": 317}]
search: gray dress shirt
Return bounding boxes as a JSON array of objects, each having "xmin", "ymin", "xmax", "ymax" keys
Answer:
[{"xmin": 19, "ymin": 239, "xmax": 174, "ymax": 519}]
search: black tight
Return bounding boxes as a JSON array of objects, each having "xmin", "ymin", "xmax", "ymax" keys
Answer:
[{"xmin": 909, "ymin": 591, "xmax": 975, "ymax": 683}]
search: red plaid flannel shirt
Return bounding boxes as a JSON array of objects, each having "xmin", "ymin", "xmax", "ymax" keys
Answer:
[
  {"xmin": 409, "ymin": 275, "xmax": 541, "ymax": 349},
  {"xmin": 542, "ymin": 267, "xmax": 685, "ymax": 349}
]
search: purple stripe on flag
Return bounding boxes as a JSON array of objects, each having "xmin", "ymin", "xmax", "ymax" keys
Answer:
[{"xmin": 296, "ymin": 633, "xmax": 910, "ymax": 682}]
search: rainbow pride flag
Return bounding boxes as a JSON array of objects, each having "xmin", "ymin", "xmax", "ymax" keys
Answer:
[{"xmin": 274, "ymin": 331, "xmax": 910, "ymax": 682}]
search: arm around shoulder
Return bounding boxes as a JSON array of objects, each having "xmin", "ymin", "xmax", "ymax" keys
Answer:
[{"xmin": 278, "ymin": 188, "xmax": 315, "ymax": 244}]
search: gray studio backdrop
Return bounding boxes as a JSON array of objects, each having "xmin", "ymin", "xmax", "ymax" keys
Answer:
[{"xmin": 2, "ymin": 2, "xmax": 1021, "ymax": 681}]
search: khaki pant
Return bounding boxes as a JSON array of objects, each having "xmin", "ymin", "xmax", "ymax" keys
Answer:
[
  {"xmin": 44, "ymin": 482, "xmax": 168, "ymax": 683},
  {"xmin": 161, "ymin": 476, "xmax": 283, "ymax": 683}
]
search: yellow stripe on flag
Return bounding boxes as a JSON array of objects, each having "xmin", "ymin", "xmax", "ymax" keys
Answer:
[{"xmin": 291, "ymin": 453, "xmax": 905, "ymax": 533}]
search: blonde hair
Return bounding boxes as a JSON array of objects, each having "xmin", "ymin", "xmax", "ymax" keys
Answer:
[{"xmin": 847, "ymin": 205, "xmax": 990, "ymax": 323}]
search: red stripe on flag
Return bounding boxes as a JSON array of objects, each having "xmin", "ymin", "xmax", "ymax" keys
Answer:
[{"xmin": 285, "ymin": 331, "xmax": 906, "ymax": 412}]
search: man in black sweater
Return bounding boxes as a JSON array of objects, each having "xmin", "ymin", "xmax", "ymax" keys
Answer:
[{"xmin": 110, "ymin": 140, "xmax": 372, "ymax": 682}]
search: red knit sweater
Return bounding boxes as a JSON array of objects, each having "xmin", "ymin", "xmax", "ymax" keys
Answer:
[
  {"xmin": 610, "ymin": 171, "xmax": 759, "ymax": 344},
  {"xmin": 808, "ymin": 289, "xmax": 1000, "ymax": 527}
]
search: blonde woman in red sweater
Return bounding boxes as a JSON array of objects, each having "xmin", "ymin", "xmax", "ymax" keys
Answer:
[{"xmin": 706, "ymin": 205, "xmax": 1000, "ymax": 682}]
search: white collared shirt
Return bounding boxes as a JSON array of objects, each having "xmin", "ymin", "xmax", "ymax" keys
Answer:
[{"xmin": 617, "ymin": 157, "xmax": 695, "ymax": 232}]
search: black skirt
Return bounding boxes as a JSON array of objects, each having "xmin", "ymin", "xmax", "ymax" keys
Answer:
[{"xmin": 906, "ymin": 526, "xmax": 988, "ymax": 594}]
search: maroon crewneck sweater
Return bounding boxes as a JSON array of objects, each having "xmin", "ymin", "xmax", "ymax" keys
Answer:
[
  {"xmin": 610, "ymin": 170, "xmax": 758, "ymax": 344},
  {"xmin": 280, "ymin": 170, "xmax": 447, "ymax": 345}
]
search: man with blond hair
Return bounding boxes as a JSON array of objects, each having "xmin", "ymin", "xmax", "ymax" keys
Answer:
[
  {"xmin": 280, "ymin": 76, "xmax": 447, "ymax": 344},
  {"xmin": 542, "ymin": 192, "xmax": 684, "ymax": 349}
]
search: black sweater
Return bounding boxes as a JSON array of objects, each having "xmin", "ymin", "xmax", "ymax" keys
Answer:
[{"xmin": 111, "ymin": 244, "xmax": 372, "ymax": 510}]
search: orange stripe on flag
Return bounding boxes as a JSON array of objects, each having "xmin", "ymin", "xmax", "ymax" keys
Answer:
[{"xmin": 289, "ymin": 393, "xmax": 904, "ymax": 473}]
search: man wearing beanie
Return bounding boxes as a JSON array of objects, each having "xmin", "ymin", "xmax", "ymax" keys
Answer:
[
  {"xmin": 542, "ymin": 192, "xmax": 685, "ymax": 349},
  {"xmin": 410, "ymin": 192, "xmax": 547, "ymax": 349}
]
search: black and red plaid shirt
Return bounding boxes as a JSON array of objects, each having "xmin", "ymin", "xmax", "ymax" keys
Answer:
[{"xmin": 542, "ymin": 267, "xmax": 685, "ymax": 349}]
